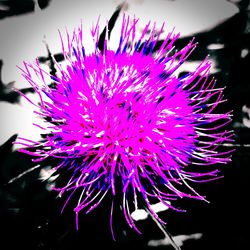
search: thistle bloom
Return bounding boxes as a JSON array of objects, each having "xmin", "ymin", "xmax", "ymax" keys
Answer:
[{"xmin": 16, "ymin": 16, "xmax": 234, "ymax": 234}]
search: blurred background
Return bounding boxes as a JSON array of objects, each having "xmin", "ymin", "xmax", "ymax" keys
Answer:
[{"xmin": 0, "ymin": 0, "xmax": 249, "ymax": 249}]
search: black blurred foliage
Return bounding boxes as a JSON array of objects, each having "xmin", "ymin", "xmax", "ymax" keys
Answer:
[
  {"xmin": 0, "ymin": 0, "xmax": 250, "ymax": 249},
  {"xmin": 0, "ymin": 0, "xmax": 51, "ymax": 19},
  {"xmin": 0, "ymin": 60, "xmax": 34, "ymax": 103}
]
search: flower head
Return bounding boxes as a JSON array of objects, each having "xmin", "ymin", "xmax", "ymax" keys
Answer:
[{"xmin": 16, "ymin": 15, "xmax": 234, "ymax": 235}]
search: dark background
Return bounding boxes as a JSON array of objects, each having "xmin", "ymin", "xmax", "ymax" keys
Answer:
[{"xmin": 0, "ymin": 0, "xmax": 249, "ymax": 249}]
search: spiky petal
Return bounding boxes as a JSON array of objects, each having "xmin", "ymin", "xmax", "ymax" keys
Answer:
[{"xmin": 16, "ymin": 15, "xmax": 234, "ymax": 234}]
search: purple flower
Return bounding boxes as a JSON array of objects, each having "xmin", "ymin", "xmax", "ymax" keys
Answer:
[{"xmin": 16, "ymin": 16, "xmax": 234, "ymax": 235}]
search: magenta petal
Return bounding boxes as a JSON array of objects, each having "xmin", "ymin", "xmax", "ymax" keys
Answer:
[{"xmin": 16, "ymin": 16, "xmax": 234, "ymax": 234}]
